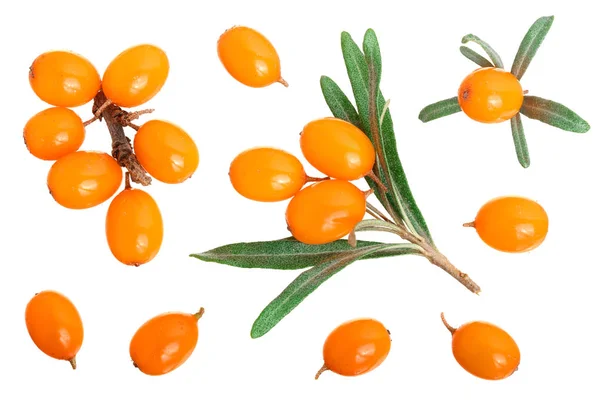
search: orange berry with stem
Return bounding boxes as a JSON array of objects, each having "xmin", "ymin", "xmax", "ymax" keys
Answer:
[
  {"xmin": 217, "ymin": 26, "xmax": 288, "ymax": 88},
  {"xmin": 457, "ymin": 67, "xmax": 524, "ymax": 123},
  {"xmin": 47, "ymin": 151, "xmax": 123, "ymax": 209},
  {"xmin": 129, "ymin": 307, "xmax": 205, "ymax": 376},
  {"xmin": 286, "ymin": 180, "xmax": 368, "ymax": 245},
  {"xmin": 464, "ymin": 195, "xmax": 549, "ymax": 253},
  {"xmin": 441, "ymin": 312, "xmax": 520, "ymax": 380},
  {"xmin": 300, "ymin": 117, "xmax": 376, "ymax": 181},
  {"xmin": 315, "ymin": 318, "xmax": 391, "ymax": 380},
  {"xmin": 133, "ymin": 119, "xmax": 199, "ymax": 184},
  {"xmin": 102, "ymin": 44, "xmax": 169, "ymax": 108},
  {"xmin": 23, "ymin": 107, "xmax": 86, "ymax": 161},
  {"xmin": 25, "ymin": 290, "xmax": 84, "ymax": 370}
]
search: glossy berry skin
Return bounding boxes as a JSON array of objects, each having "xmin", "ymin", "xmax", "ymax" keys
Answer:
[
  {"xmin": 29, "ymin": 50, "xmax": 101, "ymax": 108},
  {"xmin": 129, "ymin": 309, "xmax": 203, "ymax": 376},
  {"xmin": 317, "ymin": 318, "xmax": 391, "ymax": 379},
  {"xmin": 133, "ymin": 120, "xmax": 199, "ymax": 184},
  {"xmin": 105, "ymin": 187, "xmax": 163, "ymax": 266},
  {"xmin": 468, "ymin": 196, "xmax": 549, "ymax": 253},
  {"xmin": 23, "ymin": 107, "xmax": 85, "ymax": 161},
  {"xmin": 217, "ymin": 26, "xmax": 287, "ymax": 88},
  {"xmin": 47, "ymin": 151, "xmax": 123, "ymax": 209},
  {"xmin": 286, "ymin": 180, "xmax": 366, "ymax": 245},
  {"xmin": 102, "ymin": 44, "xmax": 169, "ymax": 108},
  {"xmin": 300, "ymin": 117, "xmax": 375, "ymax": 181},
  {"xmin": 25, "ymin": 290, "xmax": 84, "ymax": 369},
  {"xmin": 458, "ymin": 67, "xmax": 524, "ymax": 123},
  {"xmin": 229, "ymin": 147, "xmax": 307, "ymax": 202}
]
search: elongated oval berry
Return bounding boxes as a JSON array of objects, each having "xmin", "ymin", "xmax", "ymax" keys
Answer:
[
  {"xmin": 464, "ymin": 195, "xmax": 549, "ymax": 253},
  {"xmin": 102, "ymin": 44, "xmax": 169, "ymax": 108},
  {"xmin": 24, "ymin": 107, "xmax": 85, "ymax": 161},
  {"xmin": 286, "ymin": 180, "xmax": 367, "ymax": 245},
  {"xmin": 217, "ymin": 26, "xmax": 287, "ymax": 88},
  {"xmin": 25, "ymin": 290, "xmax": 84, "ymax": 369},
  {"xmin": 300, "ymin": 117, "xmax": 375, "ymax": 181},
  {"xmin": 47, "ymin": 151, "xmax": 123, "ymax": 209},
  {"xmin": 133, "ymin": 120, "xmax": 199, "ymax": 184},
  {"xmin": 130, "ymin": 307, "xmax": 205, "ymax": 376}
]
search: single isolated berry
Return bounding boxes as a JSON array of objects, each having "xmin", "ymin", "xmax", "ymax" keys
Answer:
[
  {"xmin": 464, "ymin": 195, "xmax": 549, "ymax": 253},
  {"xmin": 315, "ymin": 318, "xmax": 392, "ymax": 380},
  {"xmin": 217, "ymin": 25, "xmax": 288, "ymax": 88},
  {"xmin": 25, "ymin": 290, "xmax": 84, "ymax": 370},
  {"xmin": 441, "ymin": 312, "xmax": 520, "ymax": 380}
]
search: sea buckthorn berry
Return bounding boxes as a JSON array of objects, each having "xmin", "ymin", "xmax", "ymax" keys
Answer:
[
  {"xmin": 217, "ymin": 26, "xmax": 288, "ymax": 88},
  {"xmin": 47, "ymin": 151, "xmax": 123, "ymax": 209},
  {"xmin": 315, "ymin": 318, "xmax": 391, "ymax": 380},
  {"xmin": 457, "ymin": 67, "xmax": 524, "ymax": 123},
  {"xmin": 441, "ymin": 313, "xmax": 520, "ymax": 380},
  {"xmin": 130, "ymin": 307, "xmax": 205, "ymax": 376},
  {"xmin": 133, "ymin": 119, "xmax": 199, "ymax": 184},
  {"xmin": 23, "ymin": 107, "xmax": 85, "ymax": 161},
  {"xmin": 300, "ymin": 117, "xmax": 376, "ymax": 181},
  {"xmin": 102, "ymin": 44, "xmax": 169, "ymax": 108},
  {"xmin": 29, "ymin": 50, "xmax": 101, "ymax": 107},
  {"xmin": 464, "ymin": 195, "xmax": 549, "ymax": 253},
  {"xmin": 286, "ymin": 180, "xmax": 367, "ymax": 245},
  {"xmin": 25, "ymin": 290, "xmax": 84, "ymax": 369}
]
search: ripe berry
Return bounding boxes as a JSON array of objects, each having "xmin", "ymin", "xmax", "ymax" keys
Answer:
[
  {"xmin": 23, "ymin": 107, "xmax": 85, "ymax": 161},
  {"xmin": 441, "ymin": 312, "xmax": 520, "ymax": 380},
  {"xmin": 457, "ymin": 67, "xmax": 524, "ymax": 123},
  {"xmin": 464, "ymin": 195, "xmax": 549, "ymax": 253},
  {"xmin": 102, "ymin": 44, "xmax": 169, "ymax": 108},
  {"xmin": 217, "ymin": 26, "xmax": 288, "ymax": 88},
  {"xmin": 47, "ymin": 151, "xmax": 123, "ymax": 209},
  {"xmin": 315, "ymin": 318, "xmax": 391, "ymax": 380},
  {"xmin": 129, "ymin": 307, "xmax": 205, "ymax": 376},
  {"xmin": 133, "ymin": 119, "xmax": 199, "ymax": 184},
  {"xmin": 286, "ymin": 180, "xmax": 367, "ymax": 245},
  {"xmin": 300, "ymin": 117, "xmax": 376, "ymax": 181},
  {"xmin": 25, "ymin": 290, "xmax": 84, "ymax": 369}
]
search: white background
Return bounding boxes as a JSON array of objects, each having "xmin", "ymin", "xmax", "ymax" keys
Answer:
[{"xmin": 1, "ymin": 0, "xmax": 598, "ymax": 398}]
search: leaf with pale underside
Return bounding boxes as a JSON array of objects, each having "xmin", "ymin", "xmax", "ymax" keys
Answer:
[
  {"xmin": 418, "ymin": 97, "xmax": 461, "ymax": 122},
  {"xmin": 511, "ymin": 16, "xmax": 554, "ymax": 80},
  {"xmin": 520, "ymin": 96, "xmax": 590, "ymax": 133},
  {"xmin": 461, "ymin": 34, "xmax": 504, "ymax": 69},
  {"xmin": 459, "ymin": 46, "xmax": 493, "ymax": 68},
  {"xmin": 510, "ymin": 114, "xmax": 530, "ymax": 168}
]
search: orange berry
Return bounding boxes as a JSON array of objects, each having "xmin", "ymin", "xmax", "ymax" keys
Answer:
[
  {"xmin": 105, "ymin": 185, "xmax": 163, "ymax": 266},
  {"xmin": 29, "ymin": 50, "xmax": 101, "ymax": 107},
  {"xmin": 229, "ymin": 147, "xmax": 307, "ymax": 202},
  {"xmin": 129, "ymin": 307, "xmax": 205, "ymax": 376},
  {"xmin": 47, "ymin": 151, "xmax": 123, "ymax": 209},
  {"xmin": 25, "ymin": 290, "xmax": 84, "ymax": 369},
  {"xmin": 457, "ymin": 67, "xmax": 524, "ymax": 123},
  {"xmin": 465, "ymin": 195, "xmax": 549, "ymax": 253},
  {"xmin": 286, "ymin": 180, "xmax": 367, "ymax": 245},
  {"xmin": 300, "ymin": 117, "xmax": 375, "ymax": 181},
  {"xmin": 23, "ymin": 107, "xmax": 85, "ymax": 161},
  {"xmin": 102, "ymin": 44, "xmax": 169, "ymax": 108},
  {"xmin": 441, "ymin": 313, "xmax": 520, "ymax": 380},
  {"xmin": 217, "ymin": 26, "xmax": 287, "ymax": 88},
  {"xmin": 133, "ymin": 120, "xmax": 199, "ymax": 184},
  {"xmin": 315, "ymin": 318, "xmax": 391, "ymax": 380}
]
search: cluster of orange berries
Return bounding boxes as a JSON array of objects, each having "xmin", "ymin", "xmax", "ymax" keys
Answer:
[{"xmin": 25, "ymin": 44, "xmax": 199, "ymax": 266}]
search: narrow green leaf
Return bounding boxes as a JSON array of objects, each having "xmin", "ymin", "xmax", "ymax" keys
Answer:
[
  {"xmin": 418, "ymin": 97, "xmax": 461, "ymax": 122},
  {"xmin": 459, "ymin": 46, "xmax": 493, "ymax": 68},
  {"xmin": 510, "ymin": 114, "xmax": 530, "ymax": 168},
  {"xmin": 319, "ymin": 76, "xmax": 361, "ymax": 128},
  {"xmin": 511, "ymin": 16, "xmax": 554, "ymax": 80},
  {"xmin": 520, "ymin": 96, "xmax": 590, "ymax": 133},
  {"xmin": 461, "ymin": 34, "xmax": 504, "ymax": 69}
]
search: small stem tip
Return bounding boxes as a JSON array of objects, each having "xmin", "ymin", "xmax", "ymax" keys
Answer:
[
  {"xmin": 523, "ymin": 89, "xmax": 529, "ymax": 95},
  {"xmin": 463, "ymin": 221, "xmax": 475, "ymax": 228},
  {"xmin": 315, "ymin": 364, "xmax": 329, "ymax": 380},
  {"xmin": 366, "ymin": 170, "xmax": 388, "ymax": 193},
  {"xmin": 68, "ymin": 357, "xmax": 77, "ymax": 370},
  {"xmin": 305, "ymin": 175, "xmax": 330, "ymax": 183},
  {"xmin": 363, "ymin": 188, "xmax": 375, "ymax": 198},
  {"xmin": 278, "ymin": 77, "xmax": 289, "ymax": 87},
  {"xmin": 124, "ymin": 172, "xmax": 132, "ymax": 190},
  {"xmin": 440, "ymin": 312, "xmax": 457, "ymax": 335},
  {"xmin": 194, "ymin": 307, "xmax": 205, "ymax": 321}
]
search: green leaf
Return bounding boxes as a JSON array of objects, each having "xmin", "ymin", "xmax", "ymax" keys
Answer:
[
  {"xmin": 459, "ymin": 46, "xmax": 493, "ymax": 68},
  {"xmin": 319, "ymin": 76, "xmax": 361, "ymax": 128},
  {"xmin": 418, "ymin": 97, "xmax": 461, "ymax": 122},
  {"xmin": 511, "ymin": 16, "xmax": 554, "ymax": 80},
  {"xmin": 520, "ymin": 96, "xmax": 590, "ymax": 133},
  {"xmin": 510, "ymin": 114, "xmax": 530, "ymax": 168},
  {"xmin": 461, "ymin": 34, "xmax": 504, "ymax": 69}
]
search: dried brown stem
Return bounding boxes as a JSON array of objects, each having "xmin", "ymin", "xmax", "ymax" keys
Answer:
[
  {"xmin": 305, "ymin": 176, "xmax": 330, "ymax": 183},
  {"xmin": 194, "ymin": 307, "xmax": 205, "ymax": 321},
  {"xmin": 314, "ymin": 364, "xmax": 328, "ymax": 380},
  {"xmin": 366, "ymin": 202, "xmax": 392, "ymax": 223},
  {"xmin": 463, "ymin": 221, "xmax": 475, "ymax": 228},
  {"xmin": 366, "ymin": 170, "xmax": 388, "ymax": 193},
  {"xmin": 440, "ymin": 312, "xmax": 457, "ymax": 334},
  {"xmin": 278, "ymin": 77, "xmax": 289, "ymax": 87},
  {"xmin": 68, "ymin": 357, "xmax": 77, "ymax": 370}
]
